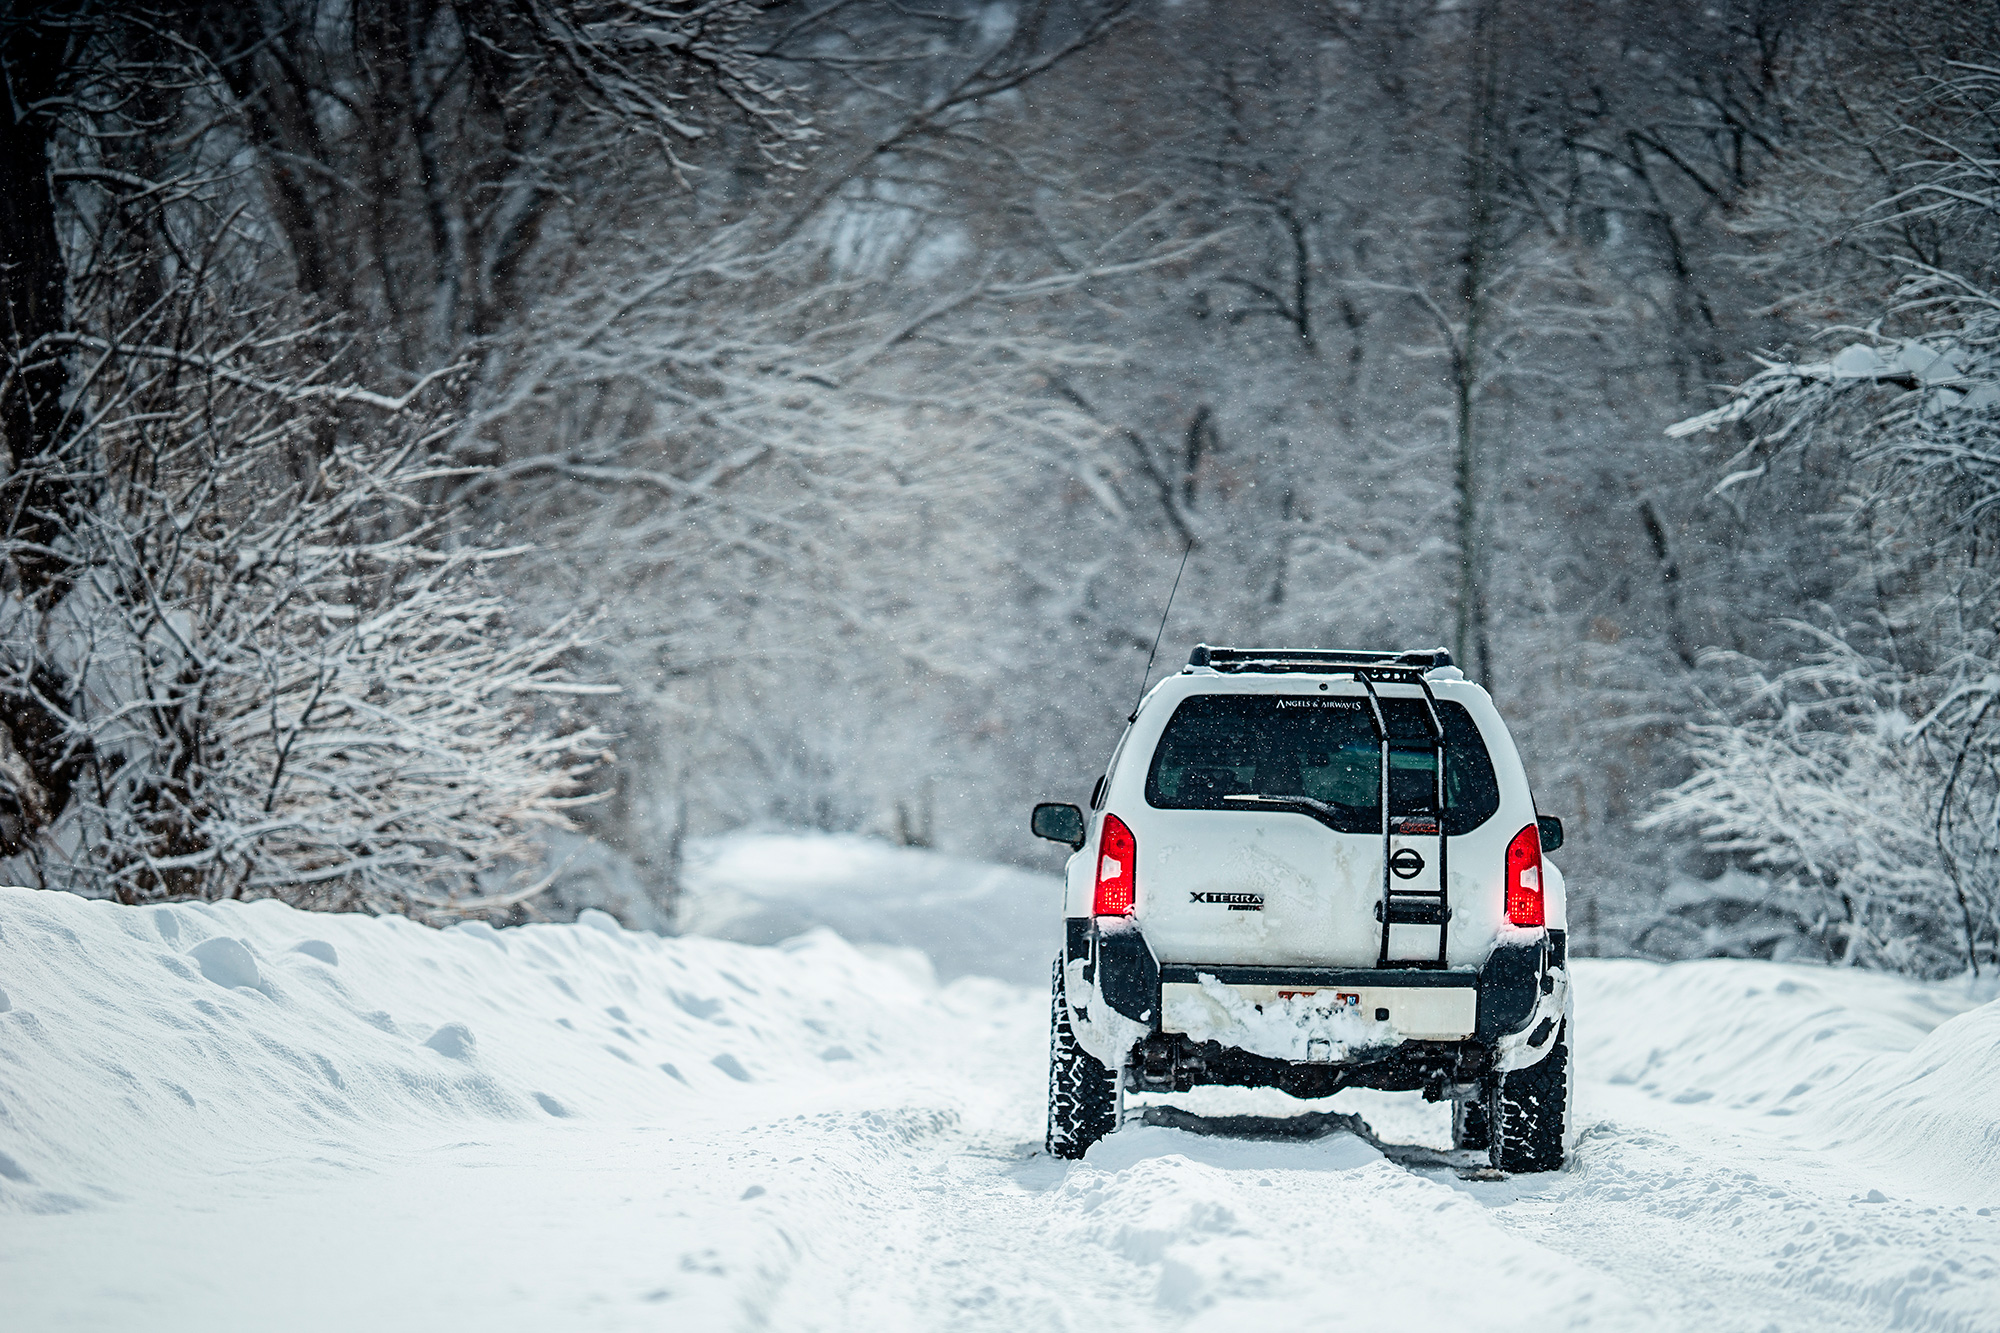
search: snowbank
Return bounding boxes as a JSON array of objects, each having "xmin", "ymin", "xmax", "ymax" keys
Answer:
[
  {"xmin": 679, "ymin": 831, "xmax": 1062, "ymax": 985},
  {"xmin": 0, "ymin": 884, "xmax": 994, "ymax": 1215},
  {"xmin": 1578, "ymin": 958, "xmax": 2000, "ymax": 1205}
]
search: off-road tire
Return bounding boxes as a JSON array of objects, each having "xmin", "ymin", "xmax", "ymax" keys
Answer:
[
  {"xmin": 1489, "ymin": 1024, "xmax": 1569, "ymax": 1173},
  {"xmin": 1046, "ymin": 957, "xmax": 1119, "ymax": 1159},
  {"xmin": 1452, "ymin": 1096, "xmax": 1492, "ymax": 1151}
]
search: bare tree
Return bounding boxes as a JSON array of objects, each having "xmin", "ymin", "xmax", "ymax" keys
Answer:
[
  {"xmin": 0, "ymin": 5, "xmax": 616, "ymax": 914},
  {"xmin": 1656, "ymin": 42, "xmax": 2000, "ymax": 974}
]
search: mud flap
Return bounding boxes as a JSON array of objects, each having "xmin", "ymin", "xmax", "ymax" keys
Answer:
[{"xmin": 1095, "ymin": 921, "xmax": 1159, "ymax": 1023}]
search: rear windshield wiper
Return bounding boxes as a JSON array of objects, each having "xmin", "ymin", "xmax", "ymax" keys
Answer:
[{"xmin": 1220, "ymin": 793, "xmax": 1361, "ymax": 830}]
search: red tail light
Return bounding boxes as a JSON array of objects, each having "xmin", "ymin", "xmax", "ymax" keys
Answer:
[
  {"xmin": 1095, "ymin": 813, "xmax": 1136, "ymax": 916},
  {"xmin": 1505, "ymin": 822, "xmax": 1544, "ymax": 927}
]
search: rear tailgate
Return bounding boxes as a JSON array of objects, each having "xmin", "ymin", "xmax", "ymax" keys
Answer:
[
  {"xmin": 1135, "ymin": 812, "xmax": 1392, "ymax": 967},
  {"xmin": 1124, "ymin": 684, "xmax": 1501, "ymax": 969}
]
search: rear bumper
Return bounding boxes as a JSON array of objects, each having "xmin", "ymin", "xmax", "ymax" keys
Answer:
[
  {"xmin": 1067, "ymin": 917, "xmax": 1566, "ymax": 1092},
  {"xmin": 1159, "ymin": 964, "xmax": 1480, "ymax": 1041}
]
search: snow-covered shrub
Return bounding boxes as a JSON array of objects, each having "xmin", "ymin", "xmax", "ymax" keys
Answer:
[
  {"xmin": 0, "ymin": 306, "xmax": 609, "ymax": 918},
  {"xmin": 1640, "ymin": 642, "xmax": 1985, "ymax": 974}
]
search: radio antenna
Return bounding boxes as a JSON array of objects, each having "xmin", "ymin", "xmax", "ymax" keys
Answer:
[{"xmin": 1130, "ymin": 538, "xmax": 1195, "ymax": 722}]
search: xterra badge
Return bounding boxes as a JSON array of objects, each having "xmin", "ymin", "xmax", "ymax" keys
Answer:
[{"xmin": 1190, "ymin": 891, "xmax": 1264, "ymax": 911}]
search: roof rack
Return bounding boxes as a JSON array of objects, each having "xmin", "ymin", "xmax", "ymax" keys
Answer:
[{"xmin": 1185, "ymin": 644, "xmax": 1454, "ymax": 677}]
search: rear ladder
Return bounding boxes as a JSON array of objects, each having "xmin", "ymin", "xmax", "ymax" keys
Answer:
[{"xmin": 1356, "ymin": 671, "xmax": 1450, "ymax": 968}]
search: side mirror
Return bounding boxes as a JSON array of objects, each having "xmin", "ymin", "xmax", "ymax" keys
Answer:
[
  {"xmin": 1537, "ymin": 815, "xmax": 1565, "ymax": 853},
  {"xmin": 1032, "ymin": 802, "xmax": 1086, "ymax": 850}
]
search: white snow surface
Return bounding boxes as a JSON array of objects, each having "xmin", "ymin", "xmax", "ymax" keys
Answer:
[{"xmin": 5, "ymin": 836, "xmax": 2000, "ymax": 1331}]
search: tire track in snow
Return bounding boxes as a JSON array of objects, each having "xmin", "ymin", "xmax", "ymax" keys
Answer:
[
  {"xmin": 731, "ymin": 995, "xmax": 2000, "ymax": 1333},
  {"xmin": 1457, "ymin": 1092, "xmax": 2000, "ymax": 1333},
  {"xmin": 730, "ymin": 1017, "xmax": 1630, "ymax": 1331}
]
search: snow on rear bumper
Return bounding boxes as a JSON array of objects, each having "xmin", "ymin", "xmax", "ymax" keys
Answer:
[{"xmin": 1160, "ymin": 970, "xmax": 1478, "ymax": 1052}]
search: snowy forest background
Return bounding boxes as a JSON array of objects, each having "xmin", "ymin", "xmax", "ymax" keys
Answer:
[{"xmin": 5, "ymin": 0, "xmax": 2000, "ymax": 977}]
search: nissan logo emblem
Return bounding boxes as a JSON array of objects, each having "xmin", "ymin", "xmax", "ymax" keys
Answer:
[{"xmin": 1389, "ymin": 847, "xmax": 1426, "ymax": 879}]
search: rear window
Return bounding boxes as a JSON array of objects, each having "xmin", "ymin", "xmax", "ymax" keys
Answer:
[{"xmin": 1144, "ymin": 693, "xmax": 1500, "ymax": 834}]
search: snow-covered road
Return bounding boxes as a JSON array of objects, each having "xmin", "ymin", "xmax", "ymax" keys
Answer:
[{"xmin": 5, "ymin": 854, "xmax": 2000, "ymax": 1331}]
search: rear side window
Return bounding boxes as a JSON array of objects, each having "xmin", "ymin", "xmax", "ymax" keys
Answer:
[{"xmin": 1144, "ymin": 693, "xmax": 1500, "ymax": 834}]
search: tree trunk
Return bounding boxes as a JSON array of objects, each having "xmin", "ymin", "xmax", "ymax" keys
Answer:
[
  {"xmin": 1453, "ymin": 0, "xmax": 1504, "ymax": 686},
  {"xmin": 1, "ymin": 19, "xmax": 77, "ymax": 606},
  {"xmin": 1, "ymin": 21, "xmax": 96, "ymax": 859}
]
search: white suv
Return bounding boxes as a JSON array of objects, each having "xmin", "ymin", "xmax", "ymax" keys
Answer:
[{"xmin": 1031, "ymin": 646, "xmax": 1572, "ymax": 1171}]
